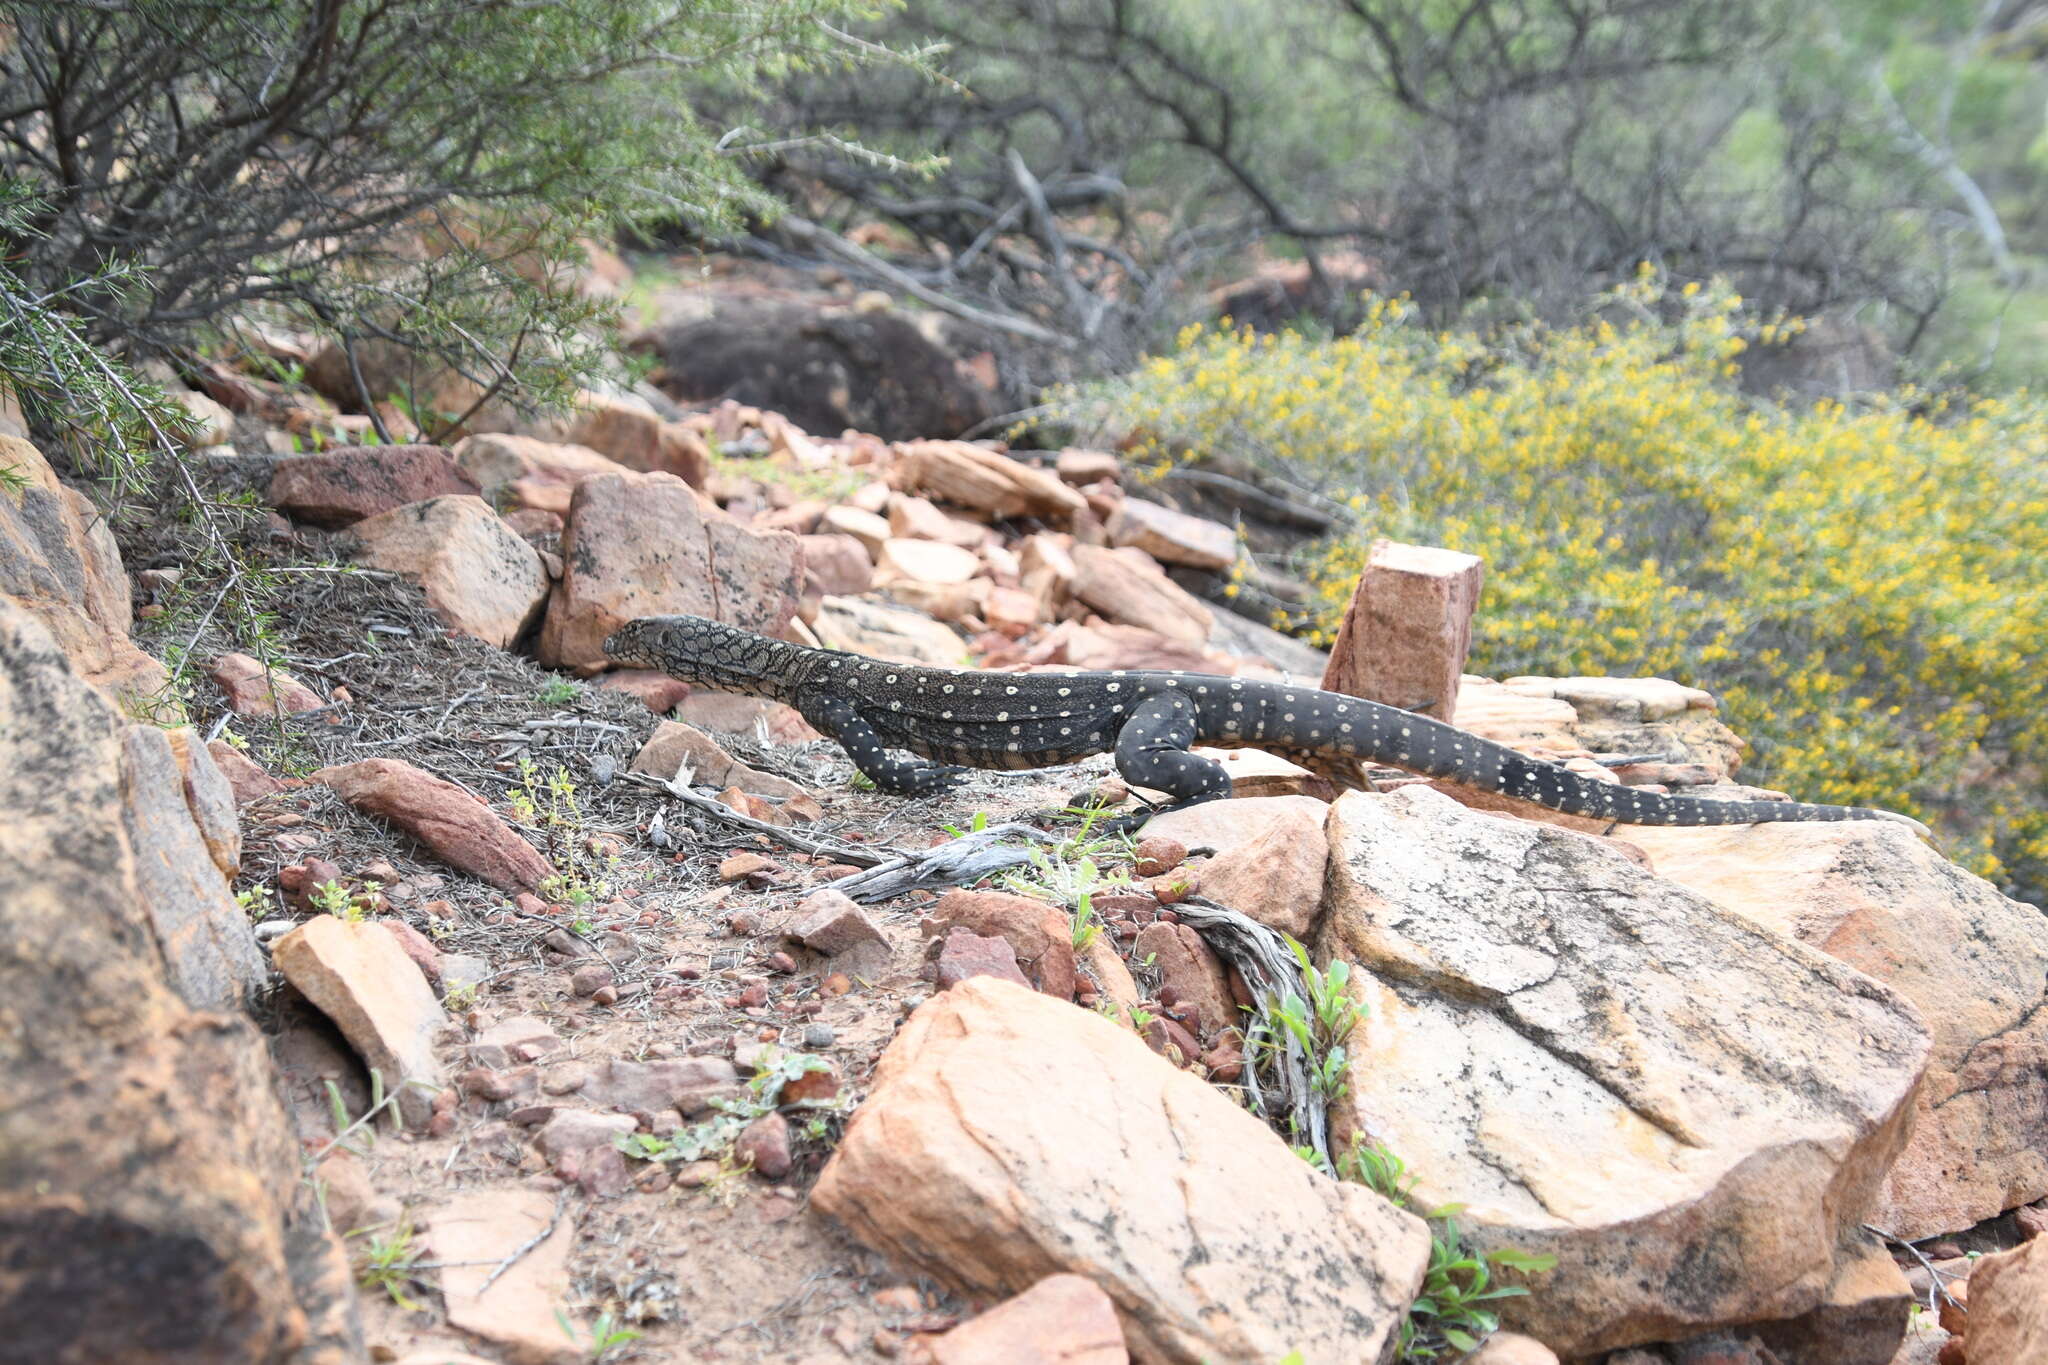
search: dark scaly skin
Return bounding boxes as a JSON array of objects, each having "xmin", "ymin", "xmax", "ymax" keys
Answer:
[{"xmin": 604, "ymin": 614, "xmax": 1928, "ymax": 833}]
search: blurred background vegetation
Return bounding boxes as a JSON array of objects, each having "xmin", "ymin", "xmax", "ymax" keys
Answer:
[{"xmin": 6, "ymin": 0, "xmax": 2047, "ymax": 897}]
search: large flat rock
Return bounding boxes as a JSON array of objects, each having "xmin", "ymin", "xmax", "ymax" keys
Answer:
[
  {"xmin": 1625, "ymin": 819, "xmax": 2048, "ymax": 1239},
  {"xmin": 812, "ymin": 977, "xmax": 1428, "ymax": 1364},
  {"xmin": 1318, "ymin": 787, "xmax": 1929, "ymax": 1359}
]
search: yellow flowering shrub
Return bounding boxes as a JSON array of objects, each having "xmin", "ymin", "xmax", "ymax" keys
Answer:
[{"xmin": 1056, "ymin": 276, "xmax": 2048, "ymax": 902}]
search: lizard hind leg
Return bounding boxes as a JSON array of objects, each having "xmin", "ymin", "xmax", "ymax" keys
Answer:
[{"xmin": 1112, "ymin": 692, "xmax": 1233, "ymax": 820}]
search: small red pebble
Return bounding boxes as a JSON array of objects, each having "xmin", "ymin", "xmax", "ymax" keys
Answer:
[
  {"xmin": 765, "ymin": 952, "xmax": 798, "ymax": 974},
  {"xmin": 514, "ymin": 891, "xmax": 545, "ymax": 916},
  {"xmin": 820, "ymin": 973, "xmax": 852, "ymax": 996},
  {"xmin": 757, "ymin": 1026, "xmax": 778, "ymax": 1042},
  {"xmin": 1134, "ymin": 836, "xmax": 1188, "ymax": 877},
  {"xmin": 738, "ymin": 983, "xmax": 769, "ymax": 1008},
  {"xmin": 677, "ymin": 966, "xmax": 703, "ymax": 981}
]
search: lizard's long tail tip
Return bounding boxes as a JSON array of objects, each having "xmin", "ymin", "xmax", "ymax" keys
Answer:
[{"xmin": 1864, "ymin": 808, "xmax": 1934, "ymax": 840}]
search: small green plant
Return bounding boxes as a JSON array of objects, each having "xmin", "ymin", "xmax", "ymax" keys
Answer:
[
  {"xmin": 941, "ymin": 809, "xmax": 992, "ymax": 837},
  {"xmin": 235, "ymin": 884, "xmax": 270, "ymax": 918},
  {"xmin": 558, "ymin": 1308, "xmax": 643, "ymax": 1362},
  {"xmin": 847, "ymin": 770, "xmax": 878, "ymax": 792},
  {"xmin": 1000, "ymin": 840, "xmax": 1133, "ymax": 953},
  {"xmin": 512, "ymin": 759, "xmax": 614, "ymax": 908},
  {"xmin": 536, "ymin": 677, "xmax": 581, "ymax": 706},
  {"xmin": 615, "ymin": 1052, "xmax": 840, "ymax": 1171},
  {"xmin": 443, "ymin": 981, "xmax": 480, "ymax": 1012},
  {"xmin": 1250, "ymin": 938, "xmax": 1368, "ymax": 1102},
  {"xmin": 309, "ymin": 879, "xmax": 379, "ymax": 923},
  {"xmin": 1339, "ymin": 1138, "xmax": 1557, "ymax": 1359},
  {"xmin": 351, "ymin": 1217, "xmax": 427, "ymax": 1311}
]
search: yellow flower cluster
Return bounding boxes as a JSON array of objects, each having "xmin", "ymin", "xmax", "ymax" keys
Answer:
[{"xmin": 1064, "ymin": 277, "xmax": 2048, "ymax": 902}]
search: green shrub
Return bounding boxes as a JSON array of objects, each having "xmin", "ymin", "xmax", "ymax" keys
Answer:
[{"xmin": 1054, "ymin": 272, "xmax": 2048, "ymax": 901}]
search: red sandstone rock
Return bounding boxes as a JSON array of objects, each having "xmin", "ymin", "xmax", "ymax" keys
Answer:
[
  {"xmin": 1320, "ymin": 538, "xmax": 1484, "ymax": 721},
  {"xmin": 314, "ymin": 757, "xmax": 553, "ymax": 892}
]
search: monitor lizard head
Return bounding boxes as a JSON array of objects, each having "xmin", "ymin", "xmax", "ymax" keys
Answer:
[{"xmin": 604, "ymin": 614, "xmax": 809, "ymax": 702}]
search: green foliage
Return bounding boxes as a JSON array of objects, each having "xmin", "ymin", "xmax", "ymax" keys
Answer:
[
  {"xmin": 558, "ymin": 1309, "xmax": 643, "ymax": 1362},
  {"xmin": 510, "ymin": 760, "xmax": 615, "ymax": 910},
  {"xmin": 1249, "ymin": 938, "xmax": 1367, "ymax": 1103},
  {"xmin": 350, "ymin": 1218, "xmax": 428, "ymax": 1312},
  {"xmin": 1338, "ymin": 1139, "xmax": 1558, "ymax": 1360},
  {"xmin": 3, "ymin": 1, "xmax": 928, "ymax": 413},
  {"xmin": 536, "ymin": 678, "xmax": 583, "ymax": 707},
  {"xmin": 1062, "ymin": 274, "xmax": 2048, "ymax": 902},
  {"xmin": 615, "ymin": 1051, "xmax": 839, "ymax": 1170},
  {"xmin": 310, "ymin": 879, "xmax": 379, "ymax": 923}
]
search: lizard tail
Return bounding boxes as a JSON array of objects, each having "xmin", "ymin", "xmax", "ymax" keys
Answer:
[{"xmin": 1483, "ymin": 748, "xmax": 1930, "ymax": 836}]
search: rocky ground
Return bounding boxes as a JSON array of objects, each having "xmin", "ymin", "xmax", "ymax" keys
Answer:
[{"xmin": 4, "ymin": 265, "xmax": 2047, "ymax": 1365}]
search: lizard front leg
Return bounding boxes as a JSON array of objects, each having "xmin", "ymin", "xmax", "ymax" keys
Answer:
[
  {"xmin": 1112, "ymin": 692, "xmax": 1233, "ymax": 823},
  {"xmin": 802, "ymin": 694, "xmax": 969, "ymax": 797}
]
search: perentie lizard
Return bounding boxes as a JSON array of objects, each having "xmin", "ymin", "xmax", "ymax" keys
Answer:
[{"xmin": 605, "ymin": 614, "xmax": 1926, "ymax": 833}]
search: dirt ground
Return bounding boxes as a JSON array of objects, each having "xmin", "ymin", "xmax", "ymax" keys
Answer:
[{"xmin": 166, "ymin": 557, "xmax": 1153, "ymax": 1363}]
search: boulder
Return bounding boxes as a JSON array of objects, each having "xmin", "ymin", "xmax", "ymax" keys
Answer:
[
  {"xmin": 936, "ymin": 927, "xmax": 1033, "ymax": 991},
  {"xmin": 890, "ymin": 493, "xmax": 992, "ymax": 548},
  {"xmin": 813, "ymin": 595, "xmax": 968, "ymax": 667},
  {"xmin": 820, "ymin": 505, "xmax": 892, "ymax": 556},
  {"xmin": 593, "ymin": 668, "xmax": 689, "ymax": 715},
  {"xmin": 0, "ymin": 434, "xmax": 169, "ymax": 709},
  {"xmin": 0, "ymin": 600, "xmax": 350, "ymax": 1362},
  {"xmin": 209, "ymin": 651, "xmax": 325, "ymax": 716},
  {"xmin": 1055, "ymin": 449, "xmax": 1123, "ymax": 486},
  {"xmin": 1068, "ymin": 544, "xmax": 1213, "ymax": 644},
  {"xmin": 1318, "ymin": 786, "xmax": 1930, "ymax": 1358},
  {"xmin": 207, "ymin": 736, "xmax": 286, "ymax": 804},
  {"xmin": 801, "ymin": 532, "xmax": 874, "ymax": 598},
  {"xmin": 558, "ymin": 391, "xmax": 710, "ymax": 487},
  {"xmin": 1107, "ymin": 499, "xmax": 1236, "ymax": 571},
  {"xmin": 1131, "ymin": 922, "xmax": 1235, "ymax": 1037},
  {"xmin": 451, "ymin": 432, "xmax": 626, "ymax": 498},
  {"xmin": 272, "ymin": 917, "xmax": 445, "ymax": 1129},
  {"xmin": 1320, "ymin": 539, "xmax": 1484, "ymax": 720},
  {"xmin": 634, "ymin": 287, "xmax": 1002, "ymax": 441},
  {"xmin": 876, "ymin": 537, "xmax": 984, "ymax": 587},
  {"xmin": 351, "ymin": 495, "xmax": 547, "ymax": 646},
  {"xmin": 125, "ymin": 725, "xmax": 264, "ymax": 1010},
  {"xmin": 926, "ymin": 891, "xmax": 1078, "ymax": 999},
  {"xmin": 893, "ymin": 441, "xmax": 1087, "ymax": 523},
  {"xmin": 1959, "ymin": 1236, "xmax": 2048, "ymax": 1364},
  {"xmin": 917, "ymin": 1274, "xmax": 1128, "ymax": 1364},
  {"xmin": 1141, "ymin": 796, "xmax": 1330, "ymax": 938},
  {"xmin": 1623, "ymin": 820, "xmax": 2048, "ymax": 1240},
  {"xmin": 314, "ymin": 757, "xmax": 553, "ymax": 892},
  {"xmin": 171, "ymin": 388, "xmax": 235, "ymax": 448},
  {"xmin": 266, "ymin": 444, "xmax": 479, "ymax": 528},
  {"xmin": 813, "ymin": 978, "xmax": 1429, "ymax": 1363},
  {"xmin": 539, "ymin": 470, "xmax": 803, "ymax": 674}
]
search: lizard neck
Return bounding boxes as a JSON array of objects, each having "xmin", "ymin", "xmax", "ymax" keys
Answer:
[{"xmin": 607, "ymin": 615, "xmax": 814, "ymax": 704}]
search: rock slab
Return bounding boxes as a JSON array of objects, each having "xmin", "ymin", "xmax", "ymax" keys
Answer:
[
  {"xmin": 272, "ymin": 917, "xmax": 446, "ymax": 1128},
  {"xmin": 1320, "ymin": 539, "xmax": 1484, "ymax": 720},
  {"xmin": 351, "ymin": 495, "xmax": 547, "ymax": 647},
  {"xmin": 0, "ymin": 600, "xmax": 349, "ymax": 1362},
  {"xmin": 539, "ymin": 470, "xmax": 802, "ymax": 674},
  {"xmin": 1318, "ymin": 786, "xmax": 1930, "ymax": 1358},
  {"xmin": 429, "ymin": 1189, "xmax": 579, "ymax": 1364},
  {"xmin": 1624, "ymin": 820, "xmax": 2048, "ymax": 1240},
  {"xmin": 812, "ymin": 977, "xmax": 1429, "ymax": 1364},
  {"xmin": 918, "ymin": 1273, "xmax": 1128, "ymax": 1364},
  {"xmin": 315, "ymin": 757, "xmax": 553, "ymax": 892}
]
